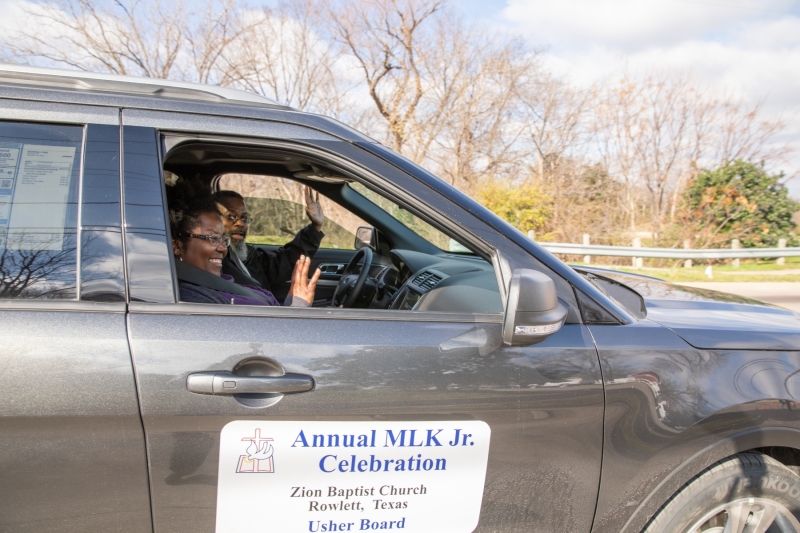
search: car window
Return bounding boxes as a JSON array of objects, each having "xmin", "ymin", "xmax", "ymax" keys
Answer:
[
  {"xmin": 0, "ymin": 121, "xmax": 83, "ymax": 299},
  {"xmin": 217, "ymin": 174, "xmax": 368, "ymax": 250},
  {"xmin": 163, "ymin": 141, "xmax": 502, "ymax": 314},
  {"xmin": 348, "ymin": 181, "xmax": 470, "ymax": 253}
]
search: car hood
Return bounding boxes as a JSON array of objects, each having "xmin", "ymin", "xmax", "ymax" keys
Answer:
[{"xmin": 583, "ymin": 268, "xmax": 800, "ymax": 351}]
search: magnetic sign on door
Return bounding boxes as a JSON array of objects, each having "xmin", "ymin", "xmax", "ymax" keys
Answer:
[{"xmin": 216, "ymin": 420, "xmax": 491, "ymax": 533}]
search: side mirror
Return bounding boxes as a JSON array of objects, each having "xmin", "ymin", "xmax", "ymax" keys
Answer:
[
  {"xmin": 355, "ymin": 226, "xmax": 376, "ymax": 250},
  {"xmin": 503, "ymin": 269, "xmax": 568, "ymax": 346}
]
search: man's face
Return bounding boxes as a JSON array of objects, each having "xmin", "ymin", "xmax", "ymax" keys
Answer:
[{"xmin": 217, "ymin": 197, "xmax": 250, "ymax": 256}]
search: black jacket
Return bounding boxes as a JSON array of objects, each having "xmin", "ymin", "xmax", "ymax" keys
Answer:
[{"xmin": 221, "ymin": 224, "xmax": 324, "ymax": 295}]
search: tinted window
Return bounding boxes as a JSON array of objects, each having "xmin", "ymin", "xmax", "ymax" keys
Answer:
[
  {"xmin": 0, "ymin": 122, "xmax": 82, "ymax": 299},
  {"xmin": 81, "ymin": 124, "xmax": 121, "ymax": 228},
  {"xmin": 80, "ymin": 124, "xmax": 125, "ymax": 302},
  {"xmin": 123, "ymin": 126, "xmax": 173, "ymax": 303}
]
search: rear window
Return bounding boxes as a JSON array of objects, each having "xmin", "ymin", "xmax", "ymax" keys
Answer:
[{"xmin": 0, "ymin": 122, "xmax": 83, "ymax": 299}]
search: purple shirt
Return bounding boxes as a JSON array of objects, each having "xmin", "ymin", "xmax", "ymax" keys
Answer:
[{"xmin": 218, "ymin": 274, "xmax": 307, "ymax": 307}]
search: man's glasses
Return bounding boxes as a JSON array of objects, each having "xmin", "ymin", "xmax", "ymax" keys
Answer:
[
  {"xmin": 223, "ymin": 213, "xmax": 251, "ymax": 225},
  {"xmin": 181, "ymin": 233, "xmax": 231, "ymax": 248}
]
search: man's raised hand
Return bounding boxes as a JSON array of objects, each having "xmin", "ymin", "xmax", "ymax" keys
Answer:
[{"xmin": 305, "ymin": 186, "xmax": 324, "ymax": 231}]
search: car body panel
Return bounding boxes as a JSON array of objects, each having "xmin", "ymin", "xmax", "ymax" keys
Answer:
[
  {"xmin": 589, "ymin": 320, "xmax": 800, "ymax": 532},
  {"xmin": 576, "ymin": 267, "xmax": 800, "ymax": 351},
  {"xmin": 127, "ymin": 307, "xmax": 603, "ymax": 532},
  {"xmin": 0, "ymin": 303, "xmax": 152, "ymax": 532}
]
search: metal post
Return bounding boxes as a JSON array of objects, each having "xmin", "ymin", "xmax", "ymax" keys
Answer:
[
  {"xmin": 633, "ymin": 237, "xmax": 642, "ymax": 268},
  {"xmin": 583, "ymin": 234, "xmax": 591, "ymax": 264},
  {"xmin": 778, "ymin": 238, "xmax": 787, "ymax": 266},
  {"xmin": 731, "ymin": 239, "xmax": 740, "ymax": 268},
  {"xmin": 683, "ymin": 240, "xmax": 692, "ymax": 268},
  {"xmin": 527, "ymin": 230, "xmax": 535, "ymax": 241}
]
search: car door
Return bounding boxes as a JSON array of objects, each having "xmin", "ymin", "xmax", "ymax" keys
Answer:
[
  {"xmin": 0, "ymin": 105, "xmax": 151, "ymax": 531},
  {"xmin": 120, "ymin": 110, "xmax": 605, "ymax": 532}
]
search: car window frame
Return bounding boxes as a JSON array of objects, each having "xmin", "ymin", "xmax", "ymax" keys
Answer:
[
  {"xmin": 156, "ymin": 134, "xmax": 509, "ymax": 320},
  {"xmin": 0, "ymin": 100, "xmax": 127, "ymax": 313},
  {"xmin": 0, "ymin": 102, "xmax": 123, "ymax": 303}
]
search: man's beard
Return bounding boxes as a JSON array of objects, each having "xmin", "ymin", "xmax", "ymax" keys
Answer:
[{"xmin": 229, "ymin": 232, "xmax": 249, "ymax": 262}]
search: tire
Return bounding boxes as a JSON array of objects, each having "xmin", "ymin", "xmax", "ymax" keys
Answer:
[{"xmin": 644, "ymin": 453, "xmax": 800, "ymax": 533}]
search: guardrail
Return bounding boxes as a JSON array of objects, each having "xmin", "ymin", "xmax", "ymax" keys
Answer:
[{"xmin": 538, "ymin": 243, "xmax": 800, "ymax": 260}]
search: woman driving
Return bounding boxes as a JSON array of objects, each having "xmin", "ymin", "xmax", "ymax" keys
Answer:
[{"xmin": 168, "ymin": 179, "xmax": 320, "ymax": 306}]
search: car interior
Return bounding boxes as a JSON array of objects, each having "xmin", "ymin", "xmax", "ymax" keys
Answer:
[{"xmin": 162, "ymin": 139, "xmax": 504, "ymax": 314}]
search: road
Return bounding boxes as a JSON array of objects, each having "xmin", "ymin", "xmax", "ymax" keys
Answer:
[{"xmin": 681, "ymin": 282, "xmax": 800, "ymax": 313}]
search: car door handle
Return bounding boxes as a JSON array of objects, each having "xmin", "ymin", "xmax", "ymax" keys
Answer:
[{"xmin": 186, "ymin": 372, "xmax": 314, "ymax": 395}]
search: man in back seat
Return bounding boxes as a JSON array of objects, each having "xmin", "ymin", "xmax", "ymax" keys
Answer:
[{"xmin": 213, "ymin": 186, "xmax": 324, "ymax": 294}]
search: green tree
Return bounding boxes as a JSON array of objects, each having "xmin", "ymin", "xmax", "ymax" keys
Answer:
[
  {"xmin": 476, "ymin": 180, "xmax": 551, "ymax": 237},
  {"xmin": 680, "ymin": 160, "xmax": 799, "ymax": 248}
]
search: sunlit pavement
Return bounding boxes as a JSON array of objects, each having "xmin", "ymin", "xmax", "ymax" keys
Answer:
[{"xmin": 681, "ymin": 282, "xmax": 800, "ymax": 313}]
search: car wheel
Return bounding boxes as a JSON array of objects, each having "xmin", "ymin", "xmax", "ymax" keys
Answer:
[{"xmin": 644, "ymin": 453, "xmax": 800, "ymax": 533}]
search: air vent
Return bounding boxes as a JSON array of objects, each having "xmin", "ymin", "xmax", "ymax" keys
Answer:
[{"xmin": 411, "ymin": 271, "xmax": 443, "ymax": 292}]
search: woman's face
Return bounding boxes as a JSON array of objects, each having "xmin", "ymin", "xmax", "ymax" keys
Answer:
[{"xmin": 174, "ymin": 212, "xmax": 228, "ymax": 276}]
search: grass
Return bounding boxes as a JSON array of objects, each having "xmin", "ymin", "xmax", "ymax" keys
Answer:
[{"xmin": 580, "ymin": 256, "xmax": 800, "ymax": 283}]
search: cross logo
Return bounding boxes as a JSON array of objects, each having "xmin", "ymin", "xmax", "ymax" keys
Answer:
[{"xmin": 236, "ymin": 428, "xmax": 275, "ymax": 473}]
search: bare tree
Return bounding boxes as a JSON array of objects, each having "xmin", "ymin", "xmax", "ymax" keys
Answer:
[
  {"xmin": 328, "ymin": 0, "xmax": 443, "ymax": 152},
  {"xmin": 4, "ymin": 0, "xmax": 186, "ymax": 78},
  {"xmin": 593, "ymin": 75, "xmax": 648, "ymax": 233},
  {"xmin": 592, "ymin": 72, "xmax": 790, "ymax": 243},
  {"xmin": 185, "ymin": 0, "xmax": 255, "ymax": 85},
  {"xmin": 712, "ymin": 99, "xmax": 790, "ymax": 171},
  {"xmin": 519, "ymin": 72, "xmax": 594, "ymax": 236},
  {"xmin": 327, "ymin": 0, "xmax": 539, "ymax": 193},
  {"xmin": 427, "ymin": 34, "xmax": 535, "ymax": 192},
  {"xmin": 220, "ymin": 1, "xmax": 358, "ymax": 118},
  {"xmin": 2, "ymin": 0, "xmax": 250, "ymax": 84},
  {"xmin": 523, "ymin": 73, "xmax": 591, "ymax": 181}
]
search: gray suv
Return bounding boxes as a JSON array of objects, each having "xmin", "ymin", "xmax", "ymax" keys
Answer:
[{"xmin": 0, "ymin": 64, "xmax": 799, "ymax": 533}]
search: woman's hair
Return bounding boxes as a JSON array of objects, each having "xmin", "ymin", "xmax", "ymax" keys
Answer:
[{"xmin": 166, "ymin": 178, "xmax": 220, "ymax": 247}]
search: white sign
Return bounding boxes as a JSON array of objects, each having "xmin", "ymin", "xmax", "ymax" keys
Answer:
[
  {"xmin": 6, "ymin": 144, "xmax": 76, "ymax": 250},
  {"xmin": 0, "ymin": 144, "xmax": 20, "ymax": 190},
  {"xmin": 216, "ymin": 421, "xmax": 491, "ymax": 533}
]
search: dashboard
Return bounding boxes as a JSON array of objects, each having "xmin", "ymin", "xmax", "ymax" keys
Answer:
[{"xmin": 370, "ymin": 249, "xmax": 503, "ymax": 314}]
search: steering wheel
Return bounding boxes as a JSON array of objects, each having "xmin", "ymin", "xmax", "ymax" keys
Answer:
[{"xmin": 332, "ymin": 247, "xmax": 373, "ymax": 308}]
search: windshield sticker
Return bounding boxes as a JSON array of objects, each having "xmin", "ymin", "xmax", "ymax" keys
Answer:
[{"xmin": 216, "ymin": 420, "xmax": 491, "ymax": 533}]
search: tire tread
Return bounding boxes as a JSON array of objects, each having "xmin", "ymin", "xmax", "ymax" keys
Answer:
[{"xmin": 643, "ymin": 452, "xmax": 799, "ymax": 533}]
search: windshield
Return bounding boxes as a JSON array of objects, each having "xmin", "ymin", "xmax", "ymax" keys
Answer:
[{"xmin": 347, "ymin": 182, "xmax": 471, "ymax": 253}]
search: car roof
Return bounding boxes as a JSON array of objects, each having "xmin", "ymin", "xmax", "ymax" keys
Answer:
[
  {"xmin": 0, "ymin": 64, "xmax": 373, "ymax": 142},
  {"xmin": 0, "ymin": 64, "xmax": 287, "ymax": 109}
]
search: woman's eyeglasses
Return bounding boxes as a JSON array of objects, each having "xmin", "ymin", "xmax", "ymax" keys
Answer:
[{"xmin": 181, "ymin": 233, "xmax": 231, "ymax": 248}]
